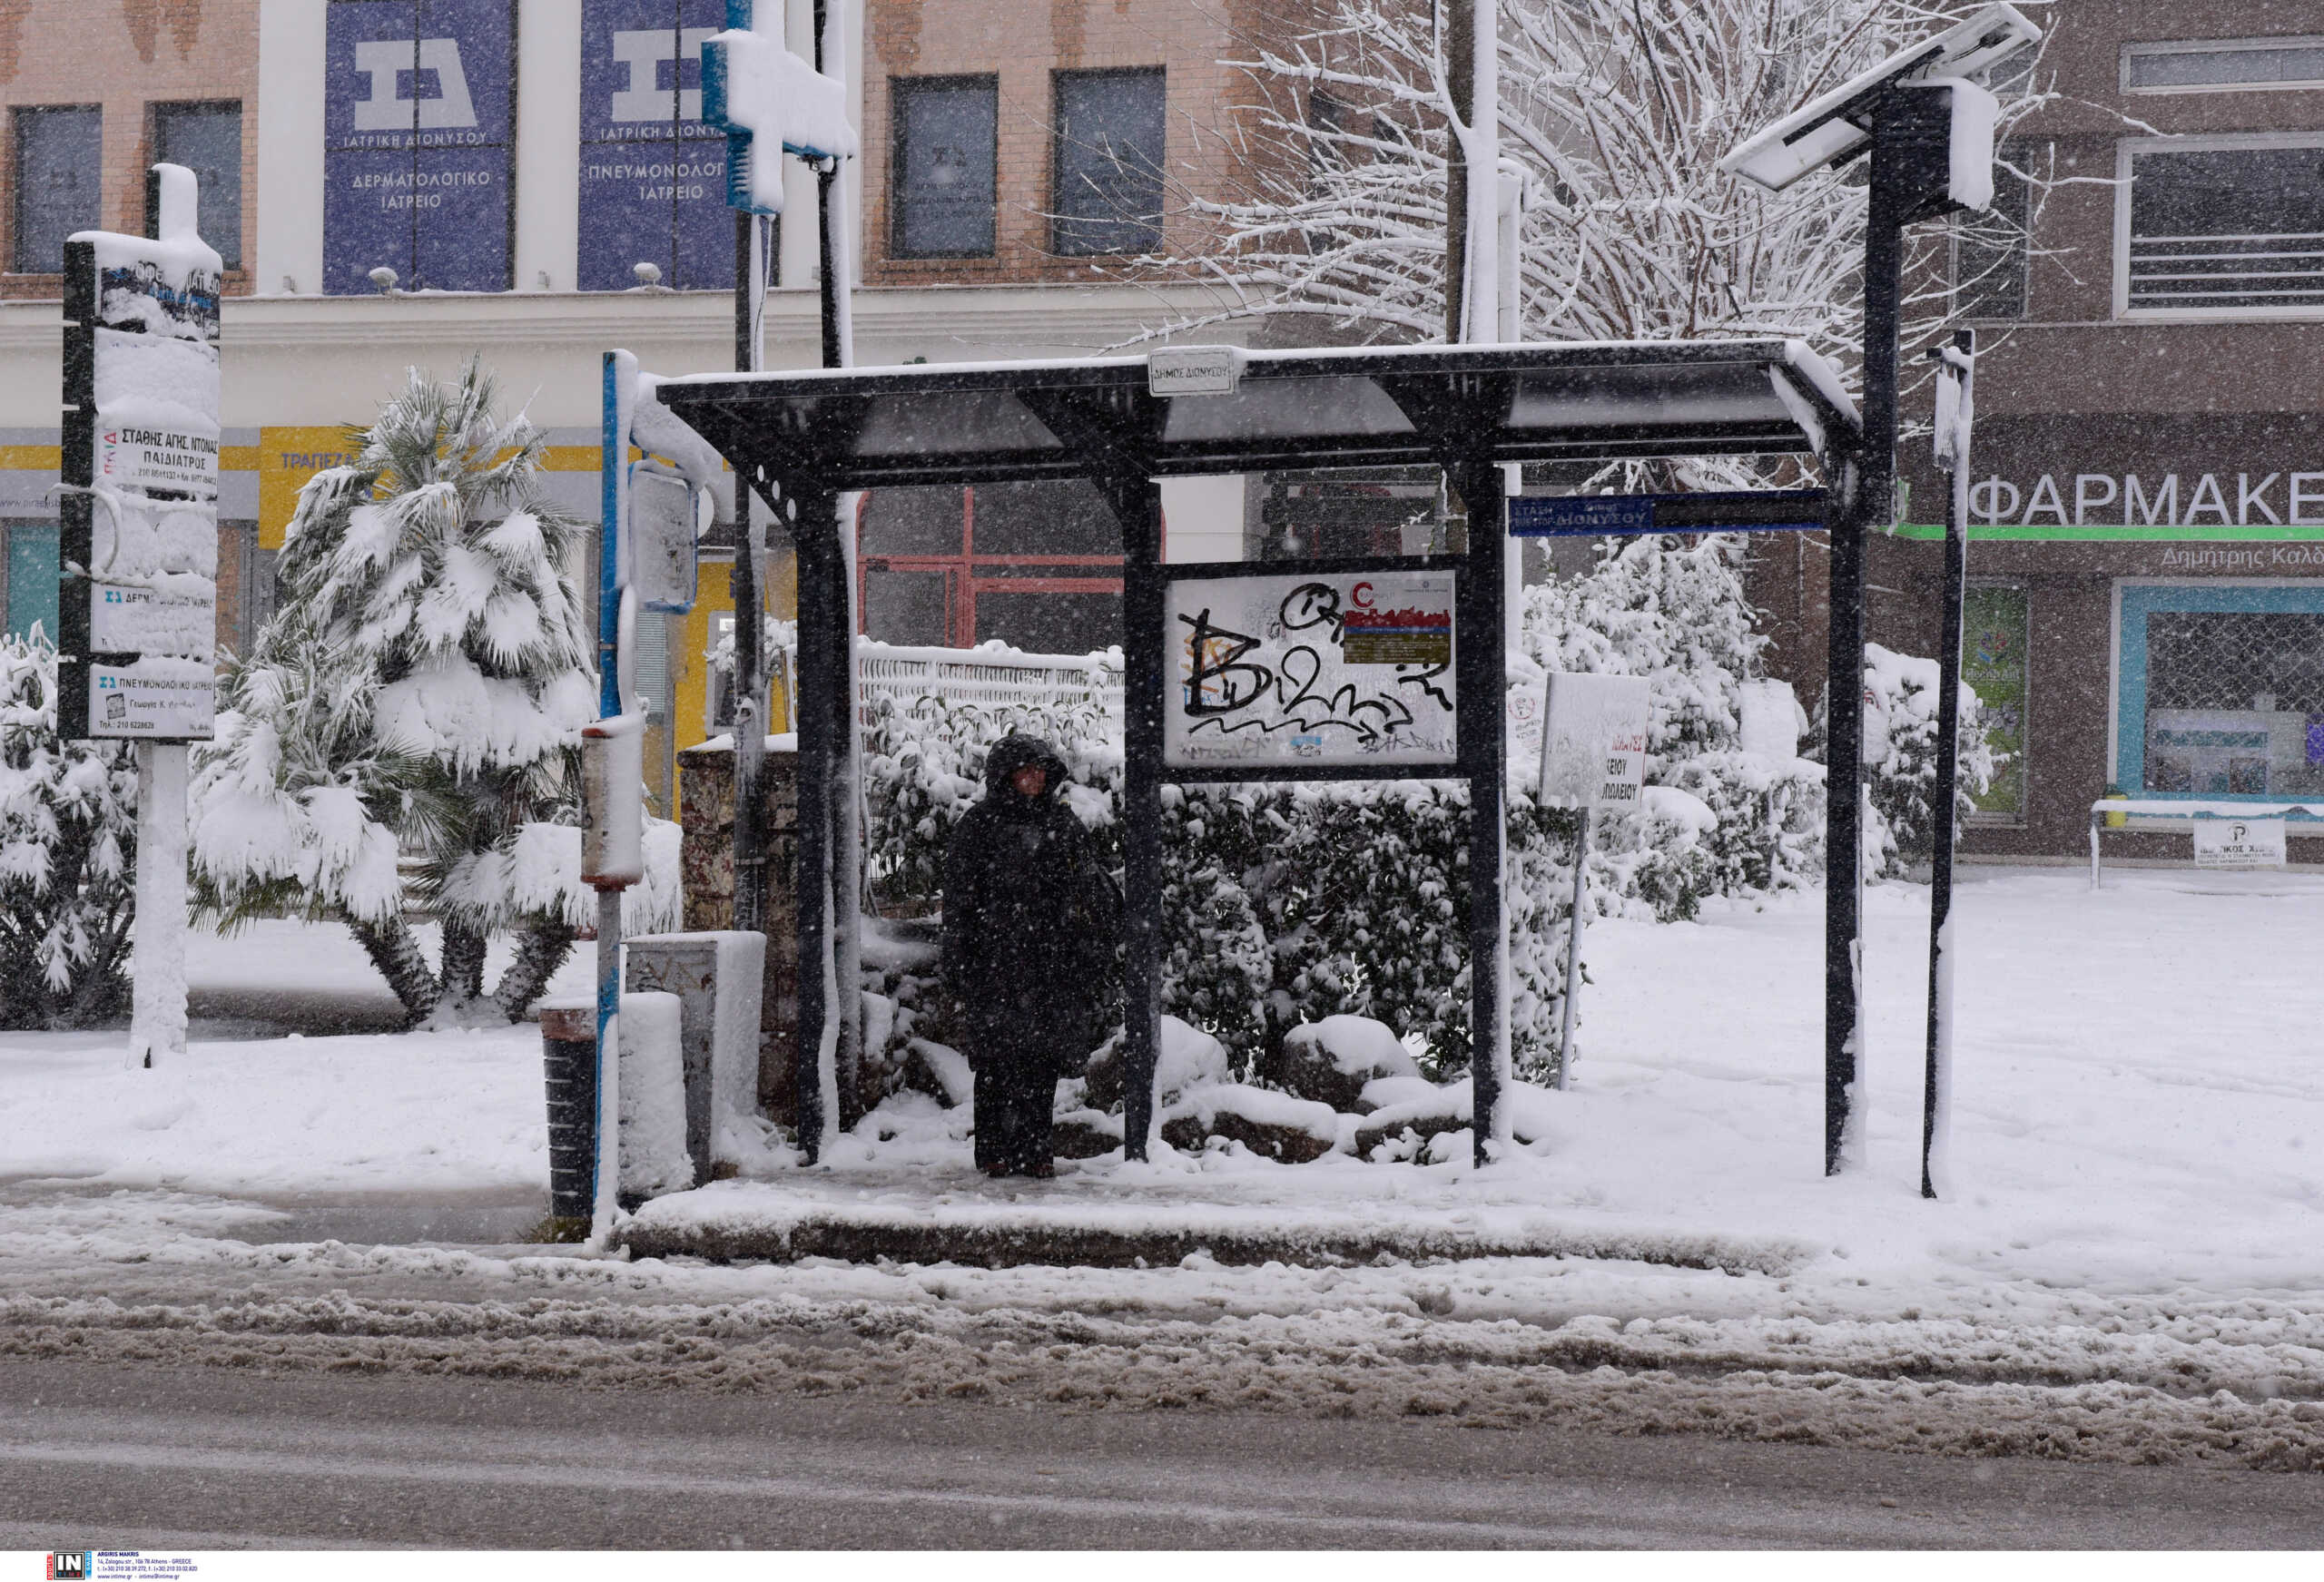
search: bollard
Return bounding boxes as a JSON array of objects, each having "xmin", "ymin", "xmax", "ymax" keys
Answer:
[{"xmin": 538, "ymin": 998, "xmax": 598, "ymax": 1236}]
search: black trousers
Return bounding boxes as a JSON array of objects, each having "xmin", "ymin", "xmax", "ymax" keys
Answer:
[{"xmin": 972, "ymin": 1059, "xmax": 1057, "ymax": 1173}]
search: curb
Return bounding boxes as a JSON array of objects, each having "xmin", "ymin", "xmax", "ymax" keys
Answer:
[{"xmin": 615, "ymin": 1209, "xmax": 1809, "ymax": 1276}]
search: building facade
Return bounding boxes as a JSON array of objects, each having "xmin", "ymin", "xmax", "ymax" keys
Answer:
[
  {"xmin": 0, "ymin": 0, "xmax": 1265, "ymax": 813},
  {"xmin": 1754, "ymin": 1, "xmax": 2324, "ymax": 860}
]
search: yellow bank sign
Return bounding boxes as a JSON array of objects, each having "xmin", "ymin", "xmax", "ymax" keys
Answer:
[{"xmin": 257, "ymin": 427, "xmax": 362, "ymax": 550}]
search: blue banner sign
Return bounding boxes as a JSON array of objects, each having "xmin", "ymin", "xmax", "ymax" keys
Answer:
[
  {"xmin": 1507, "ymin": 490, "xmax": 1827, "ymax": 537},
  {"xmin": 579, "ymin": 0, "xmax": 734, "ymax": 291},
  {"xmin": 323, "ymin": 0, "xmax": 513, "ymax": 295}
]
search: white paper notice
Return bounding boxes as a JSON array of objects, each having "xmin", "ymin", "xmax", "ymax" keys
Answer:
[
  {"xmin": 2192, "ymin": 818, "xmax": 2287, "ymax": 870},
  {"xmin": 1539, "ymin": 672, "xmax": 1650, "ymax": 810}
]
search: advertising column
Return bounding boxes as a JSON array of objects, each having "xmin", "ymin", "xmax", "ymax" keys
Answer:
[{"xmin": 61, "ymin": 165, "xmax": 223, "ymax": 1068}]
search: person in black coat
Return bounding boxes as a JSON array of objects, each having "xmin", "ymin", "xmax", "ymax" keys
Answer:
[{"xmin": 941, "ymin": 732, "xmax": 1120, "ymax": 1177}]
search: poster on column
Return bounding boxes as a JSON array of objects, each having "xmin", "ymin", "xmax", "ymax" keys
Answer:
[
  {"xmin": 322, "ymin": 0, "xmax": 513, "ymax": 295},
  {"xmin": 579, "ymin": 0, "xmax": 735, "ymax": 292},
  {"xmin": 59, "ymin": 180, "xmax": 222, "ymax": 742},
  {"xmin": 1164, "ymin": 566, "xmax": 1458, "ymax": 771}
]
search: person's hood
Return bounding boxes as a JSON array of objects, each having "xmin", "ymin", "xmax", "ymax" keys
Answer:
[{"xmin": 983, "ymin": 732, "xmax": 1070, "ymax": 801}]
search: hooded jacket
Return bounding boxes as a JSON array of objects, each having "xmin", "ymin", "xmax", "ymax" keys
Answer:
[{"xmin": 940, "ymin": 733, "xmax": 1120, "ymax": 1068}]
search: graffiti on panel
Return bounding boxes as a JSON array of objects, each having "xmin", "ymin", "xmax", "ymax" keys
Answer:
[{"xmin": 1166, "ymin": 569, "xmax": 1457, "ymax": 770}]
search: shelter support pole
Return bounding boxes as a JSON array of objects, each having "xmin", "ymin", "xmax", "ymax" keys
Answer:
[
  {"xmin": 792, "ymin": 485, "xmax": 842, "ymax": 1162},
  {"xmin": 1923, "ymin": 329, "xmax": 1974, "ymax": 1202},
  {"xmin": 1119, "ymin": 477, "xmax": 1167, "ymax": 1161},
  {"xmin": 1825, "ymin": 110, "xmax": 1914, "ymax": 1177},
  {"xmin": 1459, "ymin": 457, "xmax": 1511, "ymax": 1166}
]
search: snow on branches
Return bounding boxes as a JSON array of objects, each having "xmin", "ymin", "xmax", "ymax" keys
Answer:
[{"xmin": 1162, "ymin": 0, "xmax": 2050, "ymax": 406}]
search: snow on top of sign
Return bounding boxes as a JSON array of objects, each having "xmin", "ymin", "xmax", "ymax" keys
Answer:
[
  {"xmin": 91, "ymin": 332, "xmax": 220, "ymax": 442},
  {"xmin": 1930, "ymin": 77, "xmax": 2001, "ymax": 213},
  {"xmin": 90, "ymin": 495, "xmax": 218, "ymax": 582},
  {"xmin": 702, "ymin": 18, "xmax": 856, "ymax": 214},
  {"xmin": 633, "ymin": 375, "xmax": 731, "ymax": 498}
]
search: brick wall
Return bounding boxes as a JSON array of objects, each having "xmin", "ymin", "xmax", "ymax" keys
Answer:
[
  {"xmin": 0, "ymin": 0, "xmax": 258, "ymax": 298},
  {"xmin": 862, "ymin": 0, "xmax": 1310, "ymax": 288}
]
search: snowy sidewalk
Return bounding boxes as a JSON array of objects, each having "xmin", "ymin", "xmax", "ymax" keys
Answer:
[{"xmin": 620, "ymin": 867, "xmax": 2324, "ymax": 1306}]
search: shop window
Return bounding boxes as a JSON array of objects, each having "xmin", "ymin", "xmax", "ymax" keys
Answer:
[
  {"xmin": 2118, "ymin": 135, "xmax": 2324, "ymax": 316},
  {"xmin": 12, "ymin": 107, "xmax": 100, "ymax": 274},
  {"xmin": 4, "ymin": 521, "xmax": 60, "ymax": 641},
  {"xmin": 1052, "ymin": 68, "xmax": 1165, "ymax": 257},
  {"xmin": 1962, "ymin": 584, "xmax": 2028, "ymax": 820},
  {"xmin": 151, "ymin": 103, "xmax": 242, "ymax": 268},
  {"xmin": 856, "ymin": 481, "xmax": 1123, "ymax": 653},
  {"xmin": 578, "ymin": 0, "xmax": 732, "ymax": 292},
  {"xmin": 891, "ymin": 76, "xmax": 997, "ymax": 259},
  {"xmin": 322, "ymin": 1, "xmax": 515, "ymax": 294},
  {"xmin": 2126, "ymin": 37, "xmax": 2324, "ymax": 93},
  {"xmin": 2118, "ymin": 585, "xmax": 2324, "ymax": 798}
]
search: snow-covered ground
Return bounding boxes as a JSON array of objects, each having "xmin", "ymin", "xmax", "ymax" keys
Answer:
[{"xmin": 5, "ymin": 872, "xmax": 2323, "ymax": 1470}]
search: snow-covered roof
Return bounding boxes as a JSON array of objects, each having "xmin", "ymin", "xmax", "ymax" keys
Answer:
[{"xmin": 651, "ymin": 338, "xmax": 1861, "ymax": 493}]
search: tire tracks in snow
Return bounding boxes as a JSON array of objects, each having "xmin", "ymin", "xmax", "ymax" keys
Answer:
[{"xmin": 5, "ymin": 1282, "xmax": 2324, "ymax": 1476}]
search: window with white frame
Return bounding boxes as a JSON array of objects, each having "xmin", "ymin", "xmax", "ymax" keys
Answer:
[
  {"xmin": 2125, "ymin": 37, "xmax": 2324, "ymax": 94},
  {"xmin": 2118, "ymin": 135, "xmax": 2324, "ymax": 315}
]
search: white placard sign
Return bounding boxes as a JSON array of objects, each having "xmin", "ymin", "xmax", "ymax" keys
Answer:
[
  {"xmin": 97, "ymin": 422, "xmax": 219, "ymax": 499},
  {"xmin": 1539, "ymin": 672, "xmax": 1650, "ymax": 810},
  {"xmin": 89, "ymin": 658, "xmax": 218, "ymax": 738},
  {"xmin": 1165, "ymin": 567, "xmax": 1457, "ymax": 769},
  {"xmin": 2192, "ymin": 818, "xmax": 2286, "ymax": 870}
]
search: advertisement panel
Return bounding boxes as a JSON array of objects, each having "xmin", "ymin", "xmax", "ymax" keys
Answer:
[
  {"xmin": 1164, "ymin": 566, "xmax": 1457, "ymax": 771},
  {"xmin": 579, "ymin": 0, "xmax": 733, "ymax": 291},
  {"xmin": 323, "ymin": 0, "xmax": 513, "ymax": 294}
]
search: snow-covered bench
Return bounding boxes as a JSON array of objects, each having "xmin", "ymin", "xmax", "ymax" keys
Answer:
[{"xmin": 2087, "ymin": 798, "xmax": 2324, "ymax": 887}]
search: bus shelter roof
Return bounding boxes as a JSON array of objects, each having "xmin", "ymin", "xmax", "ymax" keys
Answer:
[{"xmin": 652, "ymin": 337, "xmax": 1861, "ymax": 494}]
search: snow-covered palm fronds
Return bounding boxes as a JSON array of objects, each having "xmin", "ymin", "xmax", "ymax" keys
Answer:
[
  {"xmin": 192, "ymin": 360, "xmax": 646, "ymax": 1027},
  {"xmin": 0, "ymin": 630, "xmax": 137, "ymax": 1027}
]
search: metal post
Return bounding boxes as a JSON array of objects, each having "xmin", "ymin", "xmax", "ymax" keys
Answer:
[
  {"xmin": 594, "ymin": 353, "xmax": 628, "ymax": 1237},
  {"xmin": 1460, "ymin": 457, "xmax": 1510, "ymax": 1164},
  {"xmin": 793, "ymin": 489, "xmax": 835, "ymax": 1161},
  {"xmin": 1554, "ymin": 806, "xmax": 1587, "ymax": 1092},
  {"xmin": 1119, "ymin": 478, "xmax": 1167, "ymax": 1161},
  {"xmin": 1923, "ymin": 328, "xmax": 1974, "ymax": 1202},
  {"xmin": 731, "ymin": 215, "xmax": 765, "ymax": 936},
  {"xmin": 127, "ymin": 741, "xmax": 190, "ymax": 1069}
]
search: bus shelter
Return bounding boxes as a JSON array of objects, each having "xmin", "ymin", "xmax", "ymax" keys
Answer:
[{"xmin": 653, "ymin": 338, "xmax": 1865, "ymax": 1164}]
